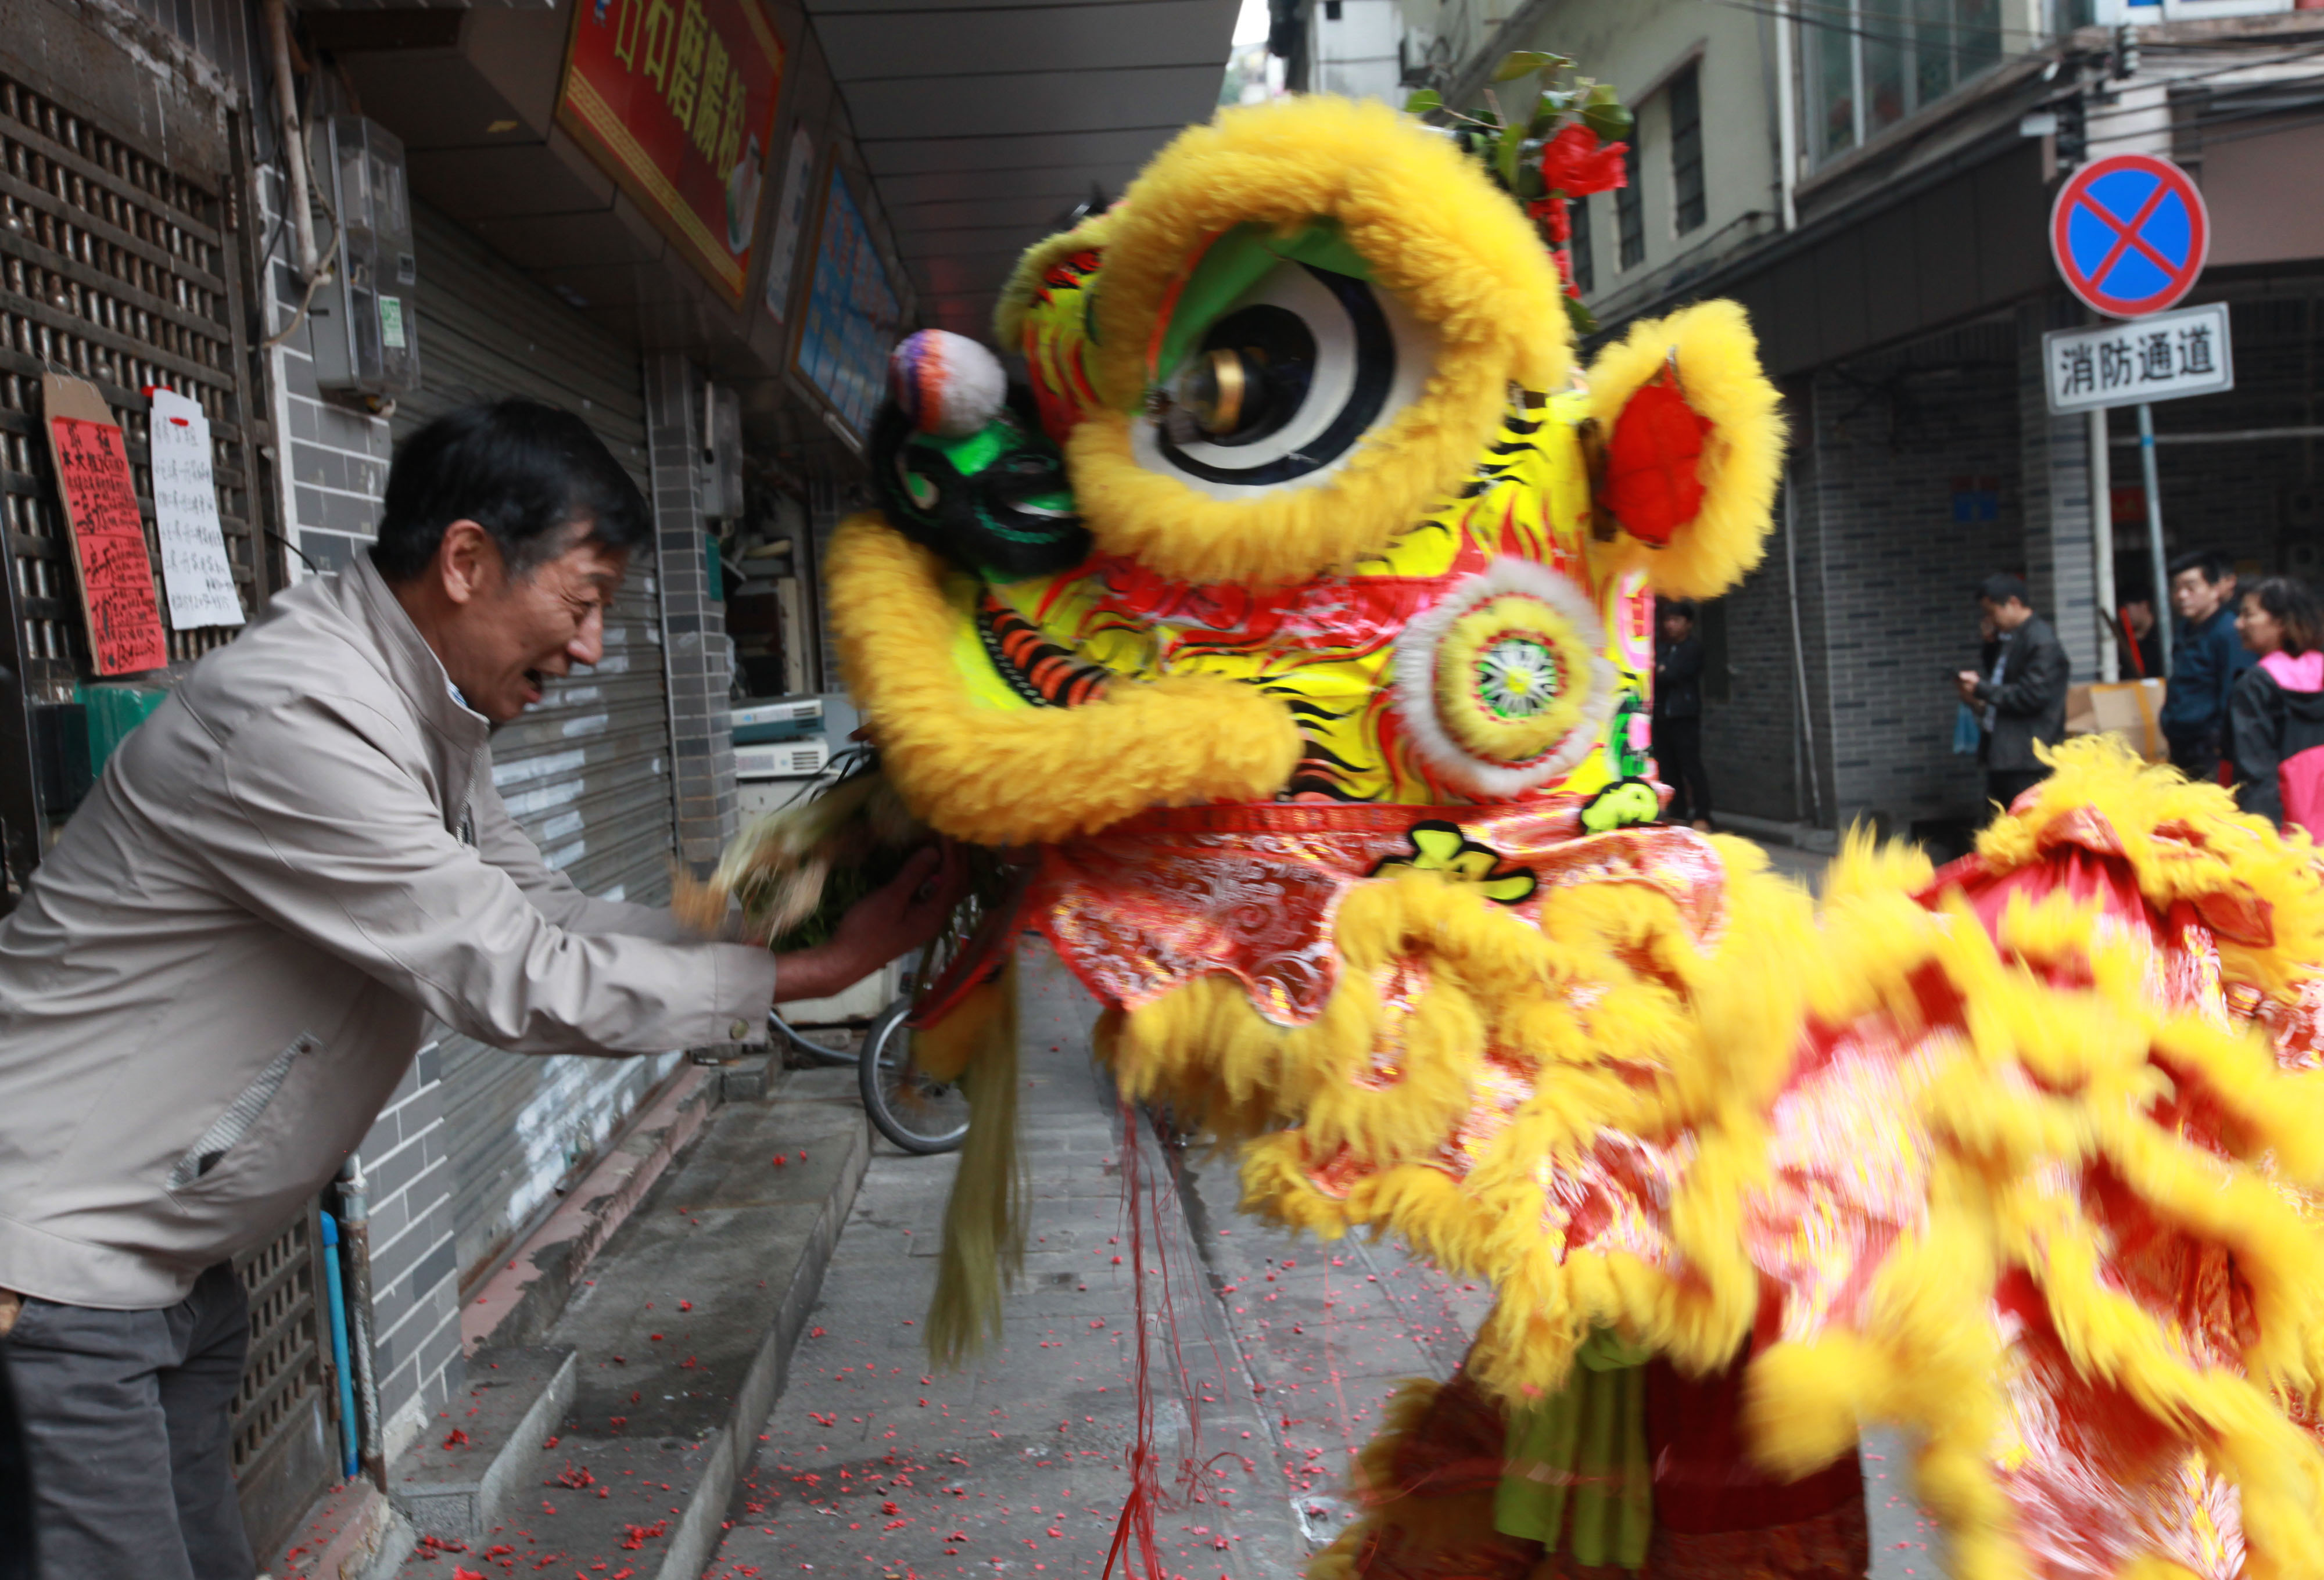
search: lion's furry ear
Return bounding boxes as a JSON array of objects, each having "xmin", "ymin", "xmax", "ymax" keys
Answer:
[{"xmin": 1586, "ymin": 300, "xmax": 1787, "ymax": 601}]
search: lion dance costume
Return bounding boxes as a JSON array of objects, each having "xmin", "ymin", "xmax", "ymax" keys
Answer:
[{"xmin": 789, "ymin": 96, "xmax": 2324, "ymax": 1580}]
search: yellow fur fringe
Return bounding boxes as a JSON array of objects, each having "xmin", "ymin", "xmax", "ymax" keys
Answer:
[
  {"xmin": 1586, "ymin": 300, "xmax": 1787, "ymax": 600},
  {"xmin": 1091, "ymin": 738, "xmax": 2324, "ymax": 1577},
  {"xmin": 1057, "ymin": 96, "xmax": 1568, "ymax": 588},
  {"xmin": 926, "ymin": 955, "xmax": 1026, "ymax": 1367},
  {"xmin": 823, "ymin": 514, "xmax": 1303, "ymax": 845}
]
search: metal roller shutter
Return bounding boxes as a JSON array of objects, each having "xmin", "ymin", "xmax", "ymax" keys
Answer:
[{"xmin": 394, "ymin": 201, "xmax": 686, "ymax": 1280}]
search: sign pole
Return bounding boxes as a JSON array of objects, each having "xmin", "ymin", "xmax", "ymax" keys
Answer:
[
  {"xmin": 2090, "ymin": 407, "xmax": 2117, "ymax": 683},
  {"xmin": 2137, "ymin": 401, "xmax": 2172, "ymax": 677}
]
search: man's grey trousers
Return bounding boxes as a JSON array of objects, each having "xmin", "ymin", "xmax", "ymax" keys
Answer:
[{"xmin": 0, "ymin": 1263, "xmax": 255, "ymax": 1579}]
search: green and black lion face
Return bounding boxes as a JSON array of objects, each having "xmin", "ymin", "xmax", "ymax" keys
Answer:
[{"xmin": 871, "ymin": 398, "xmax": 1089, "ymax": 580}]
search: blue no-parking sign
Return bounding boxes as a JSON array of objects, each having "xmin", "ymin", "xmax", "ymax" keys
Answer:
[{"xmin": 2049, "ymin": 152, "xmax": 2210, "ymax": 319}]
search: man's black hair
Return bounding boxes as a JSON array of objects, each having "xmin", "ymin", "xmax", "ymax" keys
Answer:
[
  {"xmin": 1660, "ymin": 597, "xmax": 1699, "ymax": 622},
  {"xmin": 371, "ymin": 400, "xmax": 652, "ymax": 583},
  {"xmin": 1977, "ymin": 573, "xmax": 2031, "ymax": 608},
  {"xmin": 2167, "ymin": 548, "xmax": 2235, "ymax": 586}
]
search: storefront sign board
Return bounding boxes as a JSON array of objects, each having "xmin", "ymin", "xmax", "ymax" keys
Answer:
[
  {"xmin": 793, "ymin": 168, "xmax": 899, "ymax": 443},
  {"xmin": 558, "ymin": 0, "xmax": 787, "ymax": 307}
]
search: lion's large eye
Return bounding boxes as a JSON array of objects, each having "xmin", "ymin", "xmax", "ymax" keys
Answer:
[{"xmin": 1135, "ymin": 260, "xmax": 1434, "ymax": 500}]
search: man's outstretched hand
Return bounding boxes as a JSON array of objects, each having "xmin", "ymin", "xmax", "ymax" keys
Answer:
[{"xmin": 770, "ymin": 843, "xmax": 971, "ymax": 1005}]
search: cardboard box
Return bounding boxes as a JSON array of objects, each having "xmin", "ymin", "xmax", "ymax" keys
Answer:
[{"xmin": 2065, "ymin": 678, "xmax": 2167, "ymax": 762}]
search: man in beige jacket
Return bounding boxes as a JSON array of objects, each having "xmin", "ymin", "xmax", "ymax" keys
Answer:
[{"xmin": 0, "ymin": 400, "xmax": 959, "ymax": 1579}]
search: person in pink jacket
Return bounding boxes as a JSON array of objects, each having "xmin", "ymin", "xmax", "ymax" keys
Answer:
[{"xmin": 2230, "ymin": 574, "xmax": 2324, "ymax": 834}]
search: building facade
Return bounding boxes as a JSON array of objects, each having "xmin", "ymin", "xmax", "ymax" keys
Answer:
[
  {"xmin": 1404, "ymin": 0, "xmax": 2324, "ymax": 839},
  {"xmin": 0, "ymin": 0, "xmax": 909, "ymax": 1553}
]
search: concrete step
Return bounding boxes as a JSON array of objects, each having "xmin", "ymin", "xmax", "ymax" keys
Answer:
[
  {"xmin": 392, "ymin": 1066, "xmax": 871, "ymax": 1579},
  {"xmin": 386, "ymin": 1346, "xmax": 578, "ymax": 1542}
]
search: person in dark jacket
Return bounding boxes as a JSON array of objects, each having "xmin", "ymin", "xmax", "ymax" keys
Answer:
[
  {"xmin": 1652, "ymin": 598, "xmax": 1712, "ymax": 830},
  {"xmin": 2160, "ymin": 549, "xmax": 2254, "ymax": 781},
  {"xmin": 2229, "ymin": 575, "xmax": 2324, "ymax": 832},
  {"xmin": 1956, "ymin": 573, "xmax": 2071, "ymax": 816}
]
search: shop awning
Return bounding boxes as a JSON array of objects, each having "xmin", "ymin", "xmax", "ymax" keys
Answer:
[{"xmin": 806, "ymin": 0, "xmax": 1240, "ymax": 339}]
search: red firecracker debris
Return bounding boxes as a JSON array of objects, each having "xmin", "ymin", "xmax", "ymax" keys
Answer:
[
  {"xmin": 618, "ymin": 1519, "xmax": 669, "ymax": 1550},
  {"xmin": 440, "ymin": 1429, "xmax": 469, "ymax": 1449}
]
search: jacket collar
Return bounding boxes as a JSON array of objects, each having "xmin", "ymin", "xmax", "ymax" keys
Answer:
[{"xmin": 346, "ymin": 551, "xmax": 491, "ymax": 759}]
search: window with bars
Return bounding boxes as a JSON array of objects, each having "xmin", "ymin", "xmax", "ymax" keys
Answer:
[
  {"xmin": 0, "ymin": 67, "xmax": 269, "ymax": 894},
  {"xmin": 1616, "ymin": 134, "xmax": 1644, "ymax": 271},
  {"xmin": 1804, "ymin": 0, "xmax": 2006, "ymax": 166},
  {"xmin": 1569, "ymin": 192, "xmax": 1594, "ymax": 296},
  {"xmin": 0, "ymin": 66, "xmax": 330, "ymax": 1559},
  {"xmin": 1670, "ymin": 64, "xmax": 1705, "ymax": 235}
]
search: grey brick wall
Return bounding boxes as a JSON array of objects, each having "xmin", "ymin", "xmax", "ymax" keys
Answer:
[
  {"xmin": 1698, "ymin": 380, "xmax": 1812, "ymax": 823},
  {"xmin": 2017, "ymin": 297, "xmax": 2104, "ymax": 685},
  {"xmin": 645, "ymin": 353, "xmax": 739, "ymax": 873},
  {"xmin": 257, "ymin": 161, "xmax": 463, "ymax": 1456},
  {"xmin": 1716, "ymin": 299, "xmax": 2132, "ymax": 836},
  {"xmin": 1788, "ymin": 319, "xmax": 2028, "ymax": 833},
  {"xmin": 258, "ymin": 166, "xmax": 392, "ymax": 581},
  {"xmin": 352, "ymin": 1037, "xmax": 463, "ymax": 1460}
]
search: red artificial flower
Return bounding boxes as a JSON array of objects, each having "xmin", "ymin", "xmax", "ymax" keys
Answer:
[
  {"xmin": 1554, "ymin": 247, "xmax": 1580, "ymax": 299},
  {"xmin": 1533, "ymin": 195, "xmax": 1573, "ymax": 245},
  {"xmin": 1540, "ymin": 124, "xmax": 1627, "ymax": 196}
]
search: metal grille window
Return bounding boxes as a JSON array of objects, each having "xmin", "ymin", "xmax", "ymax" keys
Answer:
[
  {"xmin": 1569, "ymin": 192, "xmax": 1594, "ymax": 297},
  {"xmin": 0, "ymin": 69, "xmax": 267, "ymax": 892},
  {"xmin": 1670, "ymin": 64, "xmax": 1705, "ymax": 235},
  {"xmin": 1802, "ymin": 0, "xmax": 2006, "ymax": 165},
  {"xmin": 1616, "ymin": 134, "xmax": 1644, "ymax": 271},
  {"xmin": 0, "ymin": 64, "xmax": 322, "ymax": 1554},
  {"xmin": 232, "ymin": 1208, "xmax": 337, "ymax": 1552}
]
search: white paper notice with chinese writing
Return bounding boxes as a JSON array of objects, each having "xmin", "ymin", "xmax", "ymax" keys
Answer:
[
  {"xmin": 148, "ymin": 386, "xmax": 243, "ymax": 628},
  {"xmin": 2043, "ymin": 301, "xmax": 2234, "ymax": 416}
]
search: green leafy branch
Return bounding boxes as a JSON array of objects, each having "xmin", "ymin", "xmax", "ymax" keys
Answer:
[{"xmin": 1405, "ymin": 51, "xmax": 1635, "ymax": 334}]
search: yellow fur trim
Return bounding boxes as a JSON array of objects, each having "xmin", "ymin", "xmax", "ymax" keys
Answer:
[
  {"xmin": 927, "ymin": 956, "xmax": 1024, "ymax": 1367},
  {"xmin": 1434, "ymin": 595, "xmax": 1593, "ymax": 764},
  {"xmin": 1980, "ymin": 735, "xmax": 2324, "ymax": 995},
  {"xmin": 911, "ymin": 971, "xmax": 1010, "ymax": 1085},
  {"xmin": 1098, "ymin": 855, "xmax": 1813, "ymax": 1402},
  {"xmin": 1059, "ymin": 96, "xmax": 1567, "ymax": 587},
  {"xmin": 1079, "ymin": 737, "xmax": 2324, "ymax": 1573},
  {"xmin": 1586, "ymin": 300, "xmax": 1787, "ymax": 600},
  {"xmin": 824, "ymin": 514, "xmax": 1303, "ymax": 844}
]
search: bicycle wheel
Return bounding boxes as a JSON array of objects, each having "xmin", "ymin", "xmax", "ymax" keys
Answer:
[{"xmin": 859, "ymin": 999, "xmax": 972, "ymax": 1154}]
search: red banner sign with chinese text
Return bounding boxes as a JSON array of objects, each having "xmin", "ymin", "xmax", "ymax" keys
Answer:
[
  {"xmin": 46, "ymin": 398, "xmax": 167, "ymax": 676},
  {"xmin": 558, "ymin": 0, "xmax": 786, "ymax": 306}
]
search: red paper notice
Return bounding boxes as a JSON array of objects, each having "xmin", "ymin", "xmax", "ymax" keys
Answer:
[{"xmin": 52, "ymin": 414, "xmax": 167, "ymax": 674}]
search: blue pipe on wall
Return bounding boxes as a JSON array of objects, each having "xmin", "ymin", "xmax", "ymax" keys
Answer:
[{"xmin": 320, "ymin": 1210, "xmax": 361, "ymax": 1481}]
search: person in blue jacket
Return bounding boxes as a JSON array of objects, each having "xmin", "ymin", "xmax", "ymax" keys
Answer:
[{"xmin": 2160, "ymin": 549, "xmax": 2254, "ymax": 782}]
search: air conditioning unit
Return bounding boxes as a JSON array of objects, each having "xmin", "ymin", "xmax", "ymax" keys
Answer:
[
  {"xmin": 733, "ymin": 696, "xmax": 822, "ymax": 730},
  {"xmin": 736, "ymin": 737, "xmax": 830, "ymax": 780}
]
